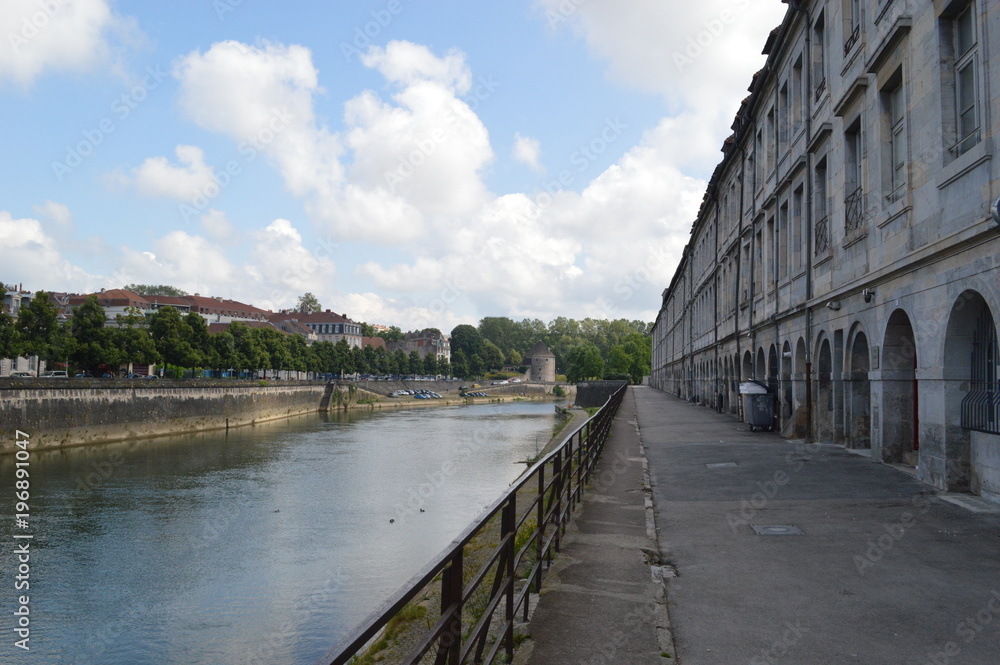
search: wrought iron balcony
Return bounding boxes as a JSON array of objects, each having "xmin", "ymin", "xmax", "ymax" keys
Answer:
[{"xmin": 845, "ymin": 186, "xmax": 864, "ymax": 237}]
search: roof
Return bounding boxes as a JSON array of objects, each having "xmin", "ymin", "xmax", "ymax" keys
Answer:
[
  {"xmin": 525, "ymin": 341, "xmax": 555, "ymax": 359},
  {"xmin": 363, "ymin": 336, "xmax": 387, "ymax": 350},
  {"xmin": 68, "ymin": 289, "xmax": 151, "ymax": 309}
]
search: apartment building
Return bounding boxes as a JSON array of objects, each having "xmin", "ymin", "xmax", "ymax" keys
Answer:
[{"xmin": 651, "ymin": 0, "xmax": 1000, "ymax": 501}]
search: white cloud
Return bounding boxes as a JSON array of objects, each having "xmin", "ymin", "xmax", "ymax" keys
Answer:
[
  {"xmin": 0, "ymin": 0, "xmax": 140, "ymax": 86},
  {"xmin": 128, "ymin": 145, "xmax": 217, "ymax": 201},
  {"xmin": 199, "ymin": 209, "xmax": 239, "ymax": 245},
  {"xmin": 360, "ymin": 41, "xmax": 472, "ymax": 94},
  {"xmin": 538, "ymin": 0, "xmax": 786, "ymax": 175},
  {"xmin": 245, "ymin": 218, "xmax": 336, "ymax": 311},
  {"xmin": 0, "ymin": 211, "xmax": 98, "ymax": 290},
  {"xmin": 174, "ymin": 39, "xmax": 493, "ymax": 243},
  {"xmin": 118, "ymin": 230, "xmax": 237, "ymax": 293},
  {"xmin": 512, "ymin": 133, "xmax": 543, "ymax": 173},
  {"xmin": 32, "ymin": 200, "xmax": 73, "ymax": 233}
]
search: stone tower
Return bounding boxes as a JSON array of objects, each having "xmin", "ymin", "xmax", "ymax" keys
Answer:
[{"xmin": 526, "ymin": 341, "xmax": 556, "ymax": 382}]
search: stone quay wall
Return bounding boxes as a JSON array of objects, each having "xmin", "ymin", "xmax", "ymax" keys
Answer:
[{"xmin": 0, "ymin": 380, "xmax": 330, "ymax": 453}]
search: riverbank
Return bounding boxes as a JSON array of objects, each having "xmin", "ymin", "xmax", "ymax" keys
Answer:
[{"xmin": 0, "ymin": 379, "xmax": 576, "ymax": 453}]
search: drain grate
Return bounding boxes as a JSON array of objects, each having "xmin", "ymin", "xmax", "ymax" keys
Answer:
[
  {"xmin": 706, "ymin": 462, "xmax": 738, "ymax": 468},
  {"xmin": 751, "ymin": 524, "xmax": 805, "ymax": 536}
]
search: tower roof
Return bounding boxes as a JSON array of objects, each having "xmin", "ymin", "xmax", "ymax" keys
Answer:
[{"xmin": 526, "ymin": 341, "xmax": 554, "ymax": 359}]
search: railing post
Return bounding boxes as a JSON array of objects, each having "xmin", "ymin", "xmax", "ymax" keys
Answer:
[
  {"xmin": 552, "ymin": 449, "xmax": 562, "ymax": 552},
  {"xmin": 503, "ymin": 498, "xmax": 516, "ymax": 662},
  {"xmin": 534, "ymin": 465, "xmax": 545, "ymax": 594},
  {"xmin": 440, "ymin": 551, "xmax": 463, "ymax": 665}
]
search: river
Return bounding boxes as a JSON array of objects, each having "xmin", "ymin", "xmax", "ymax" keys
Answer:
[{"xmin": 0, "ymin": 401, "xmax": 558, "ymax": 664}]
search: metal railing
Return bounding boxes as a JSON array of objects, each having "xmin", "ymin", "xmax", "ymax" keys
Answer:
[
  {"xmin": 814, "ymin": 215, "xmax": 830, "ymax": 256},
  {"xmin": 315, "ymin": 384, "xmax": 628, "ymax": 665},
  {"xmin": 961, "ymin": 310, "xmax": 999, "ymax": 434},
  {"xmin": 845, "ymin": 186, "xmax": 864, "ymax": 237}
]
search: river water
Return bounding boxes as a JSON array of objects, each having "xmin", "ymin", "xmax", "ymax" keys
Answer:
[{"xmin": 0, "ymin": 401, "xmax": 558, "ymax": 664}]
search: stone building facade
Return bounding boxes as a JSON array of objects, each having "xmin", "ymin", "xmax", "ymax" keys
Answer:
[{"xmin": 651, "ymin": 0, "xmax": 1000, "ymax": 502}]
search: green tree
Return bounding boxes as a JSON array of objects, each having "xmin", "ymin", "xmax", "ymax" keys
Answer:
[
  {"xmin": 183, "ymin": 313, "xmax": 211, "ymax": 366},
  {"xmin": 70, "ymin": 295, "xmax": 110, "ymax": 372},
  {"xmin": 231, "ymin": 323, "xmax": 268, "ymax": 374},
  {"xmin": 423, "ymin": 352, "xmax": 438, "ymax": 375},
  {"xmin": 450, "ymin": 324, "xmax": 483, "ymax": 360},
  {"xmin": 113, "ymin": 307, "xmax": 160, "ymax": 371},
  {"xmin": 566, "ymin": 343, "xmax": 604, "ymax": 382},
  {"xmin": 0, "ymin": 307, "xmax": 17, "ymax": 361},
  {"xmin": 16, "ymin": 291, "xmax": 67, "ymax": 375},
  {"xmin": 211, "ymin": 330, "xmax": 240, "ymax": 373},
  {"xmin": 391, "ymin": 349, "xmax": 408, "ymax": 376},
  {"xmin": 149, "ymin": 306, "xmax": 199, "ymax": 369},
  {"xmin": 124, "ymin": 284, "xmax": 188, "ymax": 297},
  {"xmin": 481, "ymin": 339, "xmax": 505, "ymax": 370},
  {"xmin": 507, "ymin": 349, "xmax": 523, "ymax": 366},
  {"xmin": 478, "ymin": 317, "xmax": 516, "ymax": 353},
  {"xmin": 606, "ymin": 344, "xmax": 632, "ymax": 376},
  {"xmin": 450, "ymin": 349, "xmax": 469, "ymax": 379},
  {"xmin": 408, "ymin": 350, "xmax": 422, "ymax": 376},
  {"xmin": 296, "ymin": 292, "xmax": 322, "ymax": 313},
  {"xmin": 467, "ymin": 353, "xmax": 484, "ymax": 377}
]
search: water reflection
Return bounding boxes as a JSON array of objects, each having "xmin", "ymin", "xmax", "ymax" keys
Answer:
[{"xmin": 0, "ymin": 401, "xmax": 556, "ymax": 664}]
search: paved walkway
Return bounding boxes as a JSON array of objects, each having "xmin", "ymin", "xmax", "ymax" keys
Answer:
[{"xmin": 517, "ymin": 386, "xmax": 1000, "ymax": 664}]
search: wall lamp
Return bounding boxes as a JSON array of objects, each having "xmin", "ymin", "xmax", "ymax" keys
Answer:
[
  {"xmin": 863, "ymin": 288, "xmax": 875, "ymax": 303},
  {"xmin": 826, "ymin": 300, "xmax": 841, "ymax": 311},
  {"xmin": 991, "ymin": 197, "xmax": 1000, "ymax": 226}
]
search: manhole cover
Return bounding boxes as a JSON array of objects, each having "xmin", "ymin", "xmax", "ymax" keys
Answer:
[
  {"xmin": 706, "ymin": 462, "xmax": 738, "ymax": 468},
  {"xmin": 751, "ymin": 524, "xmax": 804, "ymax": 536}
]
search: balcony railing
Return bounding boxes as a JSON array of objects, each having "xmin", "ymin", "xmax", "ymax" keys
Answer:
[
  {"xmin": 814, "ymin": 215, "xmax": 830, "ymax": 256},
  {"xmin": 844, "ymin": 24, "xmax": 860, "ymax": 56},
  {"xmin": 845, "ymin": 186, "xmax": 864, "ymax": 237},
  {"xmin": 814, "ymin": 77, "xmax": 827, "ymax": 102}
]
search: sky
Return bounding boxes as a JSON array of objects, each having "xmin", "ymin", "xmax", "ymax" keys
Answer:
[{"xmin": 0, "ymin": 0, "xmax": 788, "ymax": 331}]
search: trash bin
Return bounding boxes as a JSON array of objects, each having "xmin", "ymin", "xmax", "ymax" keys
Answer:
[{"xmin": 739, "ymin": 381, "xmax": 775, "ymax": 432}]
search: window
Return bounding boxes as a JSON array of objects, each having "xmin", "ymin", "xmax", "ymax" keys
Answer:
[
  {"xmin": 814, "ymin": 156, "xmax": 830, "ymax": 255},
  {"xmin": 767, "ymin": 107, "xmax": 777, "ymax": 174},
  {"xmin": 792, "ymin": 56, "xmax": 804, "ymax": 135},
  {"xmin": 813, "ymin": 11, "xmax": 827, "ymax": 100},
  {"xmin": 882, "ymin": 72, "xmax": 906, "ymax": 202},
  {"xmin": 778, "ymin": 202, "xmax": 788, "ymax": 279},
  {"xmin": 954, "ymin": 3, "xmax": 979, "ymax": 155},
  {"xmin": 792, "ymin": 186, "xmax": 804, "ymax": 271},
  {"xmin": 845, "ymin": 117, "xmax": 864, "ymax": 236},
  {"xmin": 844, "ymin": 0, "xmax": 861, "ymax": 56},
  {"xmin": 779, "ymin": 82, "xmax": 789, "ymax": 152}
]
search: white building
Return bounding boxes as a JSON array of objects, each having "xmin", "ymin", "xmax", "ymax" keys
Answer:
[{"xmin": 651, "ymin": 0, "xmax": 1000, "ymax": 502}]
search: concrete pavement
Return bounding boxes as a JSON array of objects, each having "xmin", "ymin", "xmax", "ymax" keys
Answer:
[{"xmin": 517, "ymin": 386, "xmax": 1000, "ymax": 664}]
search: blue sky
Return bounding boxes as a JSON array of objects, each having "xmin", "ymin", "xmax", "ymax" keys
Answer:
[{"xmin": 0, "ymin": 0, "xmax": 787, "ymax": 330}]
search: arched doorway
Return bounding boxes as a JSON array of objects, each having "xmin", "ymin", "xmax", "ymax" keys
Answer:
[
  {"xmin": 847, "ymin": 330, "xmax": 871, "ymax": 449},
  {"xmin": 756, "ymin": 347, "xmax": 766, "ymax": 382},
  {"xmin": 742, "ymin": 351, "xmax": 753, "ymax": 381},
  {"xmin": 881, "ymin": 310, "xmax": 917, "ymax": 464},
  {"xmin": 941, "ymin": 291, "xmax": 999, "ymax": 493},
  {"xmin": 816, "ymin": 337, "xmax": 833, "ymax": 442}
]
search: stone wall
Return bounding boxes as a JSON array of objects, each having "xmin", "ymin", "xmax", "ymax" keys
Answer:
[
  {"xmin": 0, "ymin": 380, "xmax": 329, "ymax": 453},
  {"xmin": 575, "ymin": 381, "xmax": 628, "ymax": 409}
]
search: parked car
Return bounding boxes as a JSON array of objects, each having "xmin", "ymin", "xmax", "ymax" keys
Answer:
[
  {"xmin": 39, "ymin": 371, "xmax": 68, "ymax": 378},
  {"xmin": 8, "ymin": 372, "xmax": 32, "ymax": 378},
  {"xmin": 74, "ymin": 372, "xmax": 94, "ymax": 378}
]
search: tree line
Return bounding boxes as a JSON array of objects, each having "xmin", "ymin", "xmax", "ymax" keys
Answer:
[
  {"xmin": 449, "ymin": 316, "xmax": 652, "ymax": 384},
  {"xmin": 0, "ymin": 292, "xmax": 448, "ymax": 378},
  {"xmin": 1, "ymin": 289, "xmax": 652, "ymax": 382}
]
